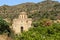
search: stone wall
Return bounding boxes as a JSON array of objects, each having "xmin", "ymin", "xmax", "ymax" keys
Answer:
[{"xmin": 0, "ymin": 35, "xmax": 12, "ymax": 40}]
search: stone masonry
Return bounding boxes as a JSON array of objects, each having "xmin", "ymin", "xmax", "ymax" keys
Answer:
[{"xmin": 12, "ymin": 12, "xmax": 32, "ymax": 34}]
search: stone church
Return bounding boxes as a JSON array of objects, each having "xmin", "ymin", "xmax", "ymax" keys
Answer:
[{"xmin": 12, "ymin": 12, "xmax": 32, "ymax": 34}]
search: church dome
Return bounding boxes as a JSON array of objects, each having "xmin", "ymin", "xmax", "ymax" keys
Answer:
[{"xmin": 20, "ymin": 12, "xmax": 27, "ymax": 15}]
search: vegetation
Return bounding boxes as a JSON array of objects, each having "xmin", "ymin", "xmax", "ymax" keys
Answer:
[
  {"xmin": 0, "ymin": 0, "xmax": 60, "ymax": 40},
  {"xmin": 0, "ymin": 0, "xmax": 60, "ymax": 20},
  {"xmin": 0, "ymin": 17, "xmax": 11, "ymax": 35},
  {"xmin": 13, "ymin": 18, "xmax": 60, "ymax": 40},
  {"xmin": 13, "ymin": 23, "xmax": 60, "ymax": 40}
]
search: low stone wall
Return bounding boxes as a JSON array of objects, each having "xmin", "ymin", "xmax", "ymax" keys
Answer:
[{"xmin": 0, "ymin": 35, "xmax": 12, "ymax": 40}]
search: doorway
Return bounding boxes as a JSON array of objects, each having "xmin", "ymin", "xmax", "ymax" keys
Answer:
[{"xmin": 21, "ymin": 26, "xmax": 23, "ymax": 33}]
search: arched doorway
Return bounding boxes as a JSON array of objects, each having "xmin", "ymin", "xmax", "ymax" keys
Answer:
[{"xmin": 21, "ymin": 26, "xmax": 23, "ymax": 33}]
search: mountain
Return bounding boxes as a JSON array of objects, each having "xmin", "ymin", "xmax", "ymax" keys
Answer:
[{"xmin": 0, "ymin": 0, "xmax": 60, "ymax": 21}]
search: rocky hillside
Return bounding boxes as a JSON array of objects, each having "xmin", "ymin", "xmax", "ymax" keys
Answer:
[{"xmin": 0, "ymin": 0, "xmax": 60, "ymax": 20}]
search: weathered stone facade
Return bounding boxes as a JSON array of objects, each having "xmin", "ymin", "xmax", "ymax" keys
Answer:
[{"xmin": 12, "ymin": 12, "xmax": 32, "ymax": 34}]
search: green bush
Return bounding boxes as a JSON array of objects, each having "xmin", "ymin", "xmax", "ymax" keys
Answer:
[
  {"xmin": 13, "ymin": 23, "xmax": 60, "ymax": 40},
  {"xmin": 0, "ymin": 18, "xmax": 11, "ymax": 35}
]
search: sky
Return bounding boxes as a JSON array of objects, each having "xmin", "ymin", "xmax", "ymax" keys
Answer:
[{"xmin": 0, "ymin": 0, "xmax": 60, "ymax": 6}]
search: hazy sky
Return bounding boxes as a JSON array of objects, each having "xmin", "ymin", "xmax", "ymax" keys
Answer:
[{"xmin": 0, "ymin": 0, "xmax": 60, "ymax": 6}]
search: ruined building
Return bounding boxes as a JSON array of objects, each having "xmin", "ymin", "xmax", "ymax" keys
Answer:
[{"xmin": 12, "ymin": 12, "xmax": 32, "ymax": 34}]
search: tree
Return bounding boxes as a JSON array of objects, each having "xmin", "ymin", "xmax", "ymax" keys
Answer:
[{"xmin": 0, "ymin": 18, "xmax": 11, "ymax": 35}]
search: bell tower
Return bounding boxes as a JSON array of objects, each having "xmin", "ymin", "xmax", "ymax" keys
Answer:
[{"xmin": 19, "ymin": 12, "xmax": 27, "ymax": 19}]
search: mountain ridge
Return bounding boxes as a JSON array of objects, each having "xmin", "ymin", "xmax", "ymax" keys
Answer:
[{"xmin": 0, "ymin": 0, "xmax": 60, "ymax": 20}]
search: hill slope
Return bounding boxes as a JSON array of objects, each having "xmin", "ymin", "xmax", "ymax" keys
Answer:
[{"xmin": 0, "ymin": 0, "xmax": 60, "ymax": 20}]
